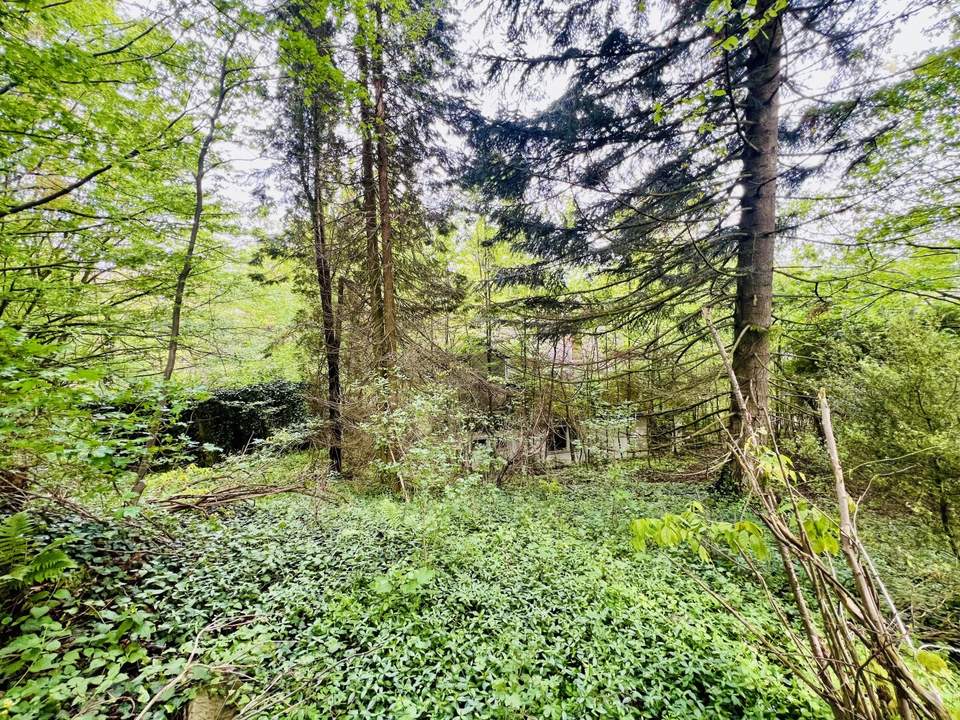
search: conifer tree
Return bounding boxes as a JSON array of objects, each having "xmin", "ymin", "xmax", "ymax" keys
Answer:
[{"xmin": 463, "ymin": 0, "xmax": 932, "ymax": 457}]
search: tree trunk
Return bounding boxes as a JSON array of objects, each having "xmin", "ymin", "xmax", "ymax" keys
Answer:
[
  {"xmin": 730, "ymin": 4, "xmax": 783, "ymax": 442},
  {"xmin": 373, "ymin": 2, "xmax": 397, "ymax": 365},
  {"xmin": 162, "ymin": 147, "xmax": 209, "ymax": 381},
  {"xmin": 308, "ymin": 115, "xmax": 343, "ymax": 474},
  {"xmin": 357, "ymin": 43, "xmax": 385, "ymax": 371},
  {"xmin": 132, "ymin": 39, "xmax": 236, "ymax": 502},
  {"xmin": 301, "ymin": 100, "xmax": 343, "ymax": 472},
  {"xmin": 480, "ymin": 223, "xmax": 494, "ymax": 413},
  {"xmin": 164, "ymin": 35, "xmax": 236, "ymax": 382}
]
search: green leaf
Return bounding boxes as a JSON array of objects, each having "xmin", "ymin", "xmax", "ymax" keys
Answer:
[
  {"xmin": 372, "ymin": 575, "xmax": 393, "ymax": 594},
  {"xmin": 916, "ymin": 650, "xmax": 948, "ymax": 675}
]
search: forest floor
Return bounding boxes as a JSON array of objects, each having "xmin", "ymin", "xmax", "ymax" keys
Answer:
[{"xmin": 10, "ymin": 455, "xmax": 960, "ymax": 719}]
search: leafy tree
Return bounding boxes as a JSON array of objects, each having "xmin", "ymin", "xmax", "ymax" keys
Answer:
[
  {"xmin": 771, "ymin": 36, "xmax": 960, "ymax": 552},
  {"xmin": 0, "ymin": 2, "xmax": 199, "ymax": 367},
  {"xmin": 784, "ymin": 304, "xmax": 960, "ymax": 558},
  {"xmin": 778, "ymin": 40, "xmax": 960, "ymax": 314},
  {"xmin": 0, "ymin": 1, "xmax": 260, "ymax": 502}
]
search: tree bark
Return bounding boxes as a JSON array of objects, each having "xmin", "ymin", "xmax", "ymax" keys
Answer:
[
  {"xmin": 373, "ymin": 2, "xmax": 397, "ymax": 365},
  {"xmin": 308, "ymin": 126, "xmax": 344, "ymax": 474},
  {"xmin": 163, "ymin": 39, "xmax": 234, "ymax": 382},
  {"xmin": 730, "ymin": 4, "xmax": 783, "ymax": 442},
  {"xmin": 357, "ymin": 43, "xmax": 386, "ymax": 371},
  {"xmin": 132, "ymin": 38, "xmax": 236, "ymax": 502}
]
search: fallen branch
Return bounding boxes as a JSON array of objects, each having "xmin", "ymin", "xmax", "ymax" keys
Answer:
[{"xmin": 155, "ymin": 483, "xmax": 308, "ymax": 513}]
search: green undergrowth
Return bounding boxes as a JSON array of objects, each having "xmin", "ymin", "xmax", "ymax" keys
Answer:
[{"xmin": 1, "ymin": 460, "xmax": 957, "ymax": 719}]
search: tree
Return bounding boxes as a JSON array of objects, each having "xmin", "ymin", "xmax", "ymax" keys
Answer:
[
  {"xmin": 132, "ymin": 8, "xmax": 263, "ymax": 501},
  {"xmin": 1, "ymin": 1, "xmax": 215, "ymax": 501},
  {"xmin": 730, "ymin": 0, "xmax": 781, "ymax": 440},
  {"xmin": 355, "ymin": 40, "xmax": 386, "ymax": 370},
  {"xmin": 373, "ymin": 1, "xmax": 399, "ymax": 366},
  {"xmin": 264, "ymin": 0, "xmax": 460, "ymax": 474},
  {"xmin": 769, "ymin": 36, "xmax": 960, "ymax": 549},
  {"xmin": 353, "ymin": 0, "xmax": 461, "ymax": 373},
  {"xmin": 462, "ymin": 0, "xmax": 940, "ymax": 468},
  {"xmin": 274, "ymin": 1, "xmax": 350, "ymax": 473},
  {"xmin": 779, "ymin": 41, "xmax": 960, "ymax": 313},
  {"xmin": 163, "ymin": 24, "xmax": 254, "ymax": 383},
  {"xmin": 0, "ymin": 0, "xmax": 198, "ymax": 370}
]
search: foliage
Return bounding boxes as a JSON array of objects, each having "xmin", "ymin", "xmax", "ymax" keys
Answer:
[
  {"xmin": 787, "ymin": 43, "xmax": 960, "ymax": 304},
  {"xmin": 770, "ymin": 33, "xmax": 960, "ymax": 556},
  {"xmin": 0, "ymin": 466, "xmax": 840, "ymax": 719},
  {"xmin": 1, "ymin": 1, "xmax": 960, "ymax": 717},
  {"xmin": 184, "ymin": 379, "xmax": 307, "ymax": 463},
  {"xmin": 858, "ymin": 514, "xmax": 960, "ymax": 659},
  {"xmin": 0, "ymin": 0, "xmax": 274, "ymax": 501},
  {"xmin": 630, "ymin": 503, "xmax": 768, "ymax": 564},
  {"xmin": 360, "ymin": 380, "xmax": 501, "ymax": 493},
  {"xmin": 144, "ymin": 450, "xmax": 316, "ymax": 502},
  {"xmin": 180, "ymin": 257, "xmax": 305, "ymax": 386},
  {"xmin": 823, "ymin": 313, "xmax": 960, "ymax": 483},
  {"xmin": 0, "ymin": 327, "xmax": 103, "ymax": 476},
  {"xmin": 0, "ymin": 515, "xmax": 180, "ymax": 719},
  {"xmin": 1, "ymin": 457, "xmax": 957, "ymax": 719},
  {"xmin": 0, "ymin": 325, "xmax": 197, "ymax": 498},
  {"xmin": 0, "ymin": 513, "xmax": 74, "ymax": 590},
  {"xmin": 784, "ymin": 305, "xmax": 960, "ymax": 556},
  {"xmin": 0, "ymin": 0, "xmax": 221, "ymax": 373},
  {"xmin": 627, "ymin": 436, "xmax": 960, "ymax": 717}
]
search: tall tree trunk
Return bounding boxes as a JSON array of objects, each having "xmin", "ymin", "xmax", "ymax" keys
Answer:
[
  {"xmin": 164, "ymin": 35, "xmax": 237, "ymax": 382},
  {"xmin": 132, "ymin": 38, "xmax": 236, "ymax": 502},
  {"xmin": 309, "ymin": 141, "xmax": 344, "ymax": 474},
  {"xmin": 730, "ymin": 5, "xmax": 783, "ymax": 442},
  {"xmin": 373, "ymin": 2, "xmax": 397, "ymax": 365},
  {"xmin": 357, "ymin": 43, "xmax": 385, "ymax": 371},
  {"xmin": 478, "ymin": 219, "xmax": 494, "ymax": 413}
]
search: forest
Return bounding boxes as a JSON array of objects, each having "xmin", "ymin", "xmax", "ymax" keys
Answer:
[{"xmin": 1, "ymin": 0, "xmax": 959, "ymax": 717}]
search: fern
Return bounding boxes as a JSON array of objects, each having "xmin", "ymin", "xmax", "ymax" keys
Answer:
[
  {"xmin": 0, "ymin": 512, "xmax": 75, "ymax": 587},
  {"xmin": 0, "ymin": 512, "xmax": 33, "ymax": 569}
]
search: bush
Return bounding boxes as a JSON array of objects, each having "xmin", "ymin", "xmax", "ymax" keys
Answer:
[
  {"xmin": 786, "ymin": 308, "xmax": 960, "ymax": 556},
  {"xmin": 184, "ymin": 380, "xmax": 307, "ymax": 463},
  {"xmin": 823, "ymin": 312, "xmax": 960, "ymax": 556},
  {"xmin": 359, "ymin": 380, "xmax": 501, "ymax": 495},
  {"xmin": 0, "ymin": 325, "xmax": 190, "ymax": 504}
]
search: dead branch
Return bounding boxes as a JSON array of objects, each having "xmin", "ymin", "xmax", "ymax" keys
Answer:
[
  {"xmin": 155, "ymin": 483, "xmax": 309, "ymax": 513},
  {"xmin": 700, "ymin": 306, "xmax": 949, "ymax": 720}
]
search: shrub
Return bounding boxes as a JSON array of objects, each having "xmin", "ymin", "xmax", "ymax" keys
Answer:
[
  {"xmin": 184, "ymin": 380, "xmax": 307, "ymax": 463},
  {"xmin": 359, "ymin": 380, "xmax": 500, "ymax": 495}
]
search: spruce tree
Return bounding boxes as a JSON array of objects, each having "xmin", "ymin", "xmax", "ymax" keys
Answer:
[{"xmin": 462, "ymin": 0, "xmax": 932, "ymax": 457}]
